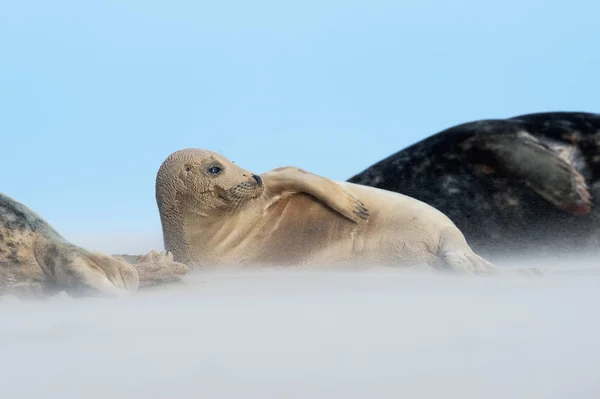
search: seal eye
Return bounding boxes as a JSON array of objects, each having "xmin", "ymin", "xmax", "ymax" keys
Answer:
[{"xmin": 208, "ymin": 166, "xmax": 221, "ymax": 175}]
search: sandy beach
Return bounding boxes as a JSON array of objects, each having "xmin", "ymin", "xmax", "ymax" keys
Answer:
[{"xmin": 1, "ymin": 260, "xmax": 599, "ymax": 399}]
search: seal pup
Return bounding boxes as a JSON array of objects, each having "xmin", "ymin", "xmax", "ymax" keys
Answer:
[
  {"xmin": 155, "ymin": 148, "xmax": 495, "ymax": 274},
  {"xmin": 0, "ymin": 193, "xmax": 189, "ymax": 299},
  {"xmin": 348, "ymin": 111, "xmax": 600, "ymax": 260}
]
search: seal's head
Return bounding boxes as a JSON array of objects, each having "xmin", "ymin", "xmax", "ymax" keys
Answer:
[
  {"xmin": 156, "ymin": 148, "xmax": 265, "ymax": 263},
  {"xmin": 156, "ymin": 148, "xmax": 264, "ymax": 216}
]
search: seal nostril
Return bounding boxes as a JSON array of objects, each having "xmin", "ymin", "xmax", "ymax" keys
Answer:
[{"xmin": 252, "ymin": 174, "xmax": 263, "ymax": 187}]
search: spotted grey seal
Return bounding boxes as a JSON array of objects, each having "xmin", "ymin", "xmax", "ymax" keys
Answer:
[
  {"xmin": 0, "ymin": 192, "xmax": 189, "ymax": 299},
  {"xmin": 348, "ymin": 111, "xmax": 600, "ymax": 260}
]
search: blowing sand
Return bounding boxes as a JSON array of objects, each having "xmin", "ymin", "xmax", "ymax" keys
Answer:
[{"xmin": 1, "ymin": 259, "xmax": 599, "ymax": 399}]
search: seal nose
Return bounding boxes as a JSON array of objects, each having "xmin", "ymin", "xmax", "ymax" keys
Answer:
[{"xmin": 252, "ymin": 174, "xmax": 263, "ymax": 187}]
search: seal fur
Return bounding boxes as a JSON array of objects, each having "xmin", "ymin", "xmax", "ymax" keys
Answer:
[
  {"xmin": 155, "ymin": 148, "xmax": 495, "ymax": 274},
  {"xmin": 0, "ymin": 193, "xmax": 188, "ymax": 299}
]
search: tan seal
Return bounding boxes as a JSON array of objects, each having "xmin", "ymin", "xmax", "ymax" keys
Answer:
[
  {"xmin": 0, "ymin": 192, "xmax": 189, "ymax": 299},
  {"xmin": 155, "ymin": 148, "xmax": 495, "ymax": 273}
]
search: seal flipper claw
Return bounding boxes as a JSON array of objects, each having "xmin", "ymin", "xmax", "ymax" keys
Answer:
[
  {"xmin": 470, "ymin": 131, "xmax": 592, "ymax": 215},
  {"xmin": 560, "ymin": 199, "xmax": 591, "ymax": 216},
  {"xmin": 130, "ymin": 250, "xmax": 190, "ymax": 288}
]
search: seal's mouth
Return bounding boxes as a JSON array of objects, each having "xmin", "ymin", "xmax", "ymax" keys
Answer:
[{"xmin": 214, "ymin": 178, "xmax": 264, "ymax": 207}]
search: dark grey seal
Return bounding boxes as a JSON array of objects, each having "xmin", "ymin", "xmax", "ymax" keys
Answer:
[{"xmin": 348, "ymin": 112, "xmax": 600, "ymax": 260}]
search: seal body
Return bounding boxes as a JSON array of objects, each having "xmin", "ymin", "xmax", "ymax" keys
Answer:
[
  {"xmin": 0, "ymin": 193, "xmax": 141, "ymax": 298},
  {"xmin": 0, "ymin": 193, "xmax": 188, "ymax": 299},
  {"xmin": 156, "ymin": 149, "xmax": 495, "ymax": 274},
  {"xmin": 347, "ymin": 112, "xmax": 600, "ymax": 259}
]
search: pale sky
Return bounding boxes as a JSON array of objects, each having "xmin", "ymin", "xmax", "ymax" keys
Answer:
[{"xmin": 1, "ymin": 0, "xmax": 598, "ymax": 254}]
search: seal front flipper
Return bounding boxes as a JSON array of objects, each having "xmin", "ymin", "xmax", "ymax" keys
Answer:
[
  {"xmin": 467, "ymin": 131, "xmax": 592, "ymax": 215},
  {"xmin": 261, "ymin": 166, "xmax": 370, "ymax": 223},
  {"xmin": 118, "ymin": 250, "xmax": 189, "ymax": 288}
]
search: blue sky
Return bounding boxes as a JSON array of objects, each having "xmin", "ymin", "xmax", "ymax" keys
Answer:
[{"xmin": 1, "ymin": 0, "xmax": 599, "ymax": 253}]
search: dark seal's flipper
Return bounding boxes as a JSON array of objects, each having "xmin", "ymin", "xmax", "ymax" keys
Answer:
[{"xmin": 465, "ymin": 131, "xmax": 591, "ymax": 215}]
